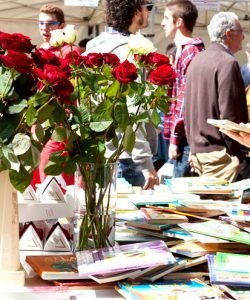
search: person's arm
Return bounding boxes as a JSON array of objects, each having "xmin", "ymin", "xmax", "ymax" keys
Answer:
[{"xmin": 220, "ymin": 128, "xmax": 250, "ymax": 148}]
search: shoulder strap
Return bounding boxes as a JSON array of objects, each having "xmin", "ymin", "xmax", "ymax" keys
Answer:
[{"xmin": 109, "ymin": 42, "xmax": 128, "ymax": 53}]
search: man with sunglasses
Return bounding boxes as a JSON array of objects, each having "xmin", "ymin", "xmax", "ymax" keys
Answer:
[
  {"xmin": 85, "ymin": 0, "xmax": 159, "ymax": 190},
  {"xmin": 38, "ymin": 4, "xmax": 81, "ymax": 57},
  {"xmin": 32, "ymin": 4, "xmax": 81, "ymax": 187}
]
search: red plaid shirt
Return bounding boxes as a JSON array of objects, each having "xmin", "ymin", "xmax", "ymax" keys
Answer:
[{"xmin": 164, "ymin": 38, "xmax": 205, "ymax": 145}]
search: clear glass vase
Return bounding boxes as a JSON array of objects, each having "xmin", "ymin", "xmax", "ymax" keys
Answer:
[{"xmin": 73, "ymin": 162, "xmax": 117, "ymax": 251}]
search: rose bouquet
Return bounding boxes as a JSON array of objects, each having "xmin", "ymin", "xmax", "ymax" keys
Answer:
[{"xmin": 0, "ymin": 28, "xmax": 175, "ymax": 250}]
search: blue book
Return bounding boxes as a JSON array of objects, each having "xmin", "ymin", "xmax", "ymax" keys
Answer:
[{"xmin": 116, "ymin": 279, "xmax": 218, "ymax": 300}]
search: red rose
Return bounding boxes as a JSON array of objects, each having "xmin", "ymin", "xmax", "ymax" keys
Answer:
[
  {"xmin": 145, "ymin": 53, "xmax": 170, "ymax": 67},
  {"xmin": 32, "ymin": 48, "xmax": 59, "ymax": 66},
  {"xmin": 53, "ymin": 78, "xmax": 74, "ymax": 103},
  {"xmin": 84, "ymin": 53, "xmax": 103, "ymax": 67},
  {"xmin": 64, "ymin": 50, "xmax": 82, "ymax": 66},
  {"xmin": 113, "ymin": 60, "xmax": 138, "ymax": 84},
  {"xmin": 0, "ymin": 50, "xmax": 32, "ymax": 73},
  {"xmin": 102, "ymin": 53, "xmax": 120, "ymax": 66},
  {"xmin": 149, "ymin": 64, "xmax": 176, "ymax": 86},
  {"xmin": 0, "ymin": 32, "xmax": 35, "ymax": 53}
]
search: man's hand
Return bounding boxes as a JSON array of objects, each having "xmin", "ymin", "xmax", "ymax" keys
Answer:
[
  {"xmin": 168, "ymin": 143, "xmax": 180, "ymax": 160},
  {"xmin": 142, "ymin": 169, "xmax": 159, "ymax": 190}
]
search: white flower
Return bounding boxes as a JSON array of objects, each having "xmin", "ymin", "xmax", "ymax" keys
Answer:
[
  {"xmin": 128, "ymin": 32, "xmax": 157, "ymax": 54},
  {"xmin": 63, "ymin": 24, "xmax": 77, "ymax": 44},
  {"xmin": 49, "ymin": 29, "xmax": 64, "ymax": 47}
]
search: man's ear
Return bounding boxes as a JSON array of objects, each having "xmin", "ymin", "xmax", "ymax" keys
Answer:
[
  {"xmin": 225, "ymin": 28, "xmax": 232, "ymax": 41},
  {"xmin": 175, "ymin": 17, "xmax": 184, "ymax": 28},
  {"xmin": 59, "ymin": 22, "xmax": 65, "ymax": 29}
]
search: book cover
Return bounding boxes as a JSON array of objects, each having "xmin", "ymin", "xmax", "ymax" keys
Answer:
[
  {"xmin": 116, "ymin": 279, "xmax": 219, "ymax": 300},
  {"xmin": 126, "ymin": 219, "xmax": 172, "ymax": 232},
  {"xmin": 180, "ymin": 220, "xmax": 250, "ymax": 245},
  {"xmin": 141, "ymin": 207, "xmax": 189, "ymax": 224},
  {"xmin": 165, "ymin": 177, "xmax": 232, "ymax": 195},
  {"xmin": 207, "ymin": 118, "xmax": 250, "ymax": 133},
  {"xmin": 219, "ymin": 285, "xmax": 250, "ymax": 300},
  {"xmin": 207, "ymin": 254, "xmax": 250, "ymax": 286},
  {"xmin": 76, "ymin": 240, "xmax": 175, "ymax": 276},
  {"xmin": 25, "ymin": 254, "xmax": 86, "ymax": 280}
]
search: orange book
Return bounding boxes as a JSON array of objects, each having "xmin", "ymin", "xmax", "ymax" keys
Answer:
[
  {"xmin": 141, "ymin": 207, "xmax": 188, "ymax": 224},
  {"xmin": 25, "ymin": 254, "xmax": 83, "ymax": 280}
]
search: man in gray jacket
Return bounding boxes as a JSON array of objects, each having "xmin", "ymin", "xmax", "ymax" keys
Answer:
[
  {"xmin": 184, "ymin": 12, "xmax": 248, "ymax": 182},
  {"xmin": 84, "ymin": 0, "xmax": 159, "ymax": 189}
]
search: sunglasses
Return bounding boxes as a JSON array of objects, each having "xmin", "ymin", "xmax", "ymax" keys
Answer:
[
  {"xmin": 142, "ymin": 3, "xmax": 154, "ymax": 12},
  {"xmin": 38, "ymin": 21, "xmax": 61, "ymax": 27}
]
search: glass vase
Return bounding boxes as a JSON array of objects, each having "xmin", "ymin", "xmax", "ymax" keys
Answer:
[{"xmin": 73, "ymin": 162, "xmax": 117, "ymax": 251}]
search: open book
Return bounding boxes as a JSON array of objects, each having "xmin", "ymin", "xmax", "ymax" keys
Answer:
[{"xmin": 207, "ymin": 119, "xmax": 250, "ymax": 133}]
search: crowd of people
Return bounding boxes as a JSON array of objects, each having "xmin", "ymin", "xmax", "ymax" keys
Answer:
[{"xmin": 29, "ymin": 1, "xmax": 250, "ymax": 189}]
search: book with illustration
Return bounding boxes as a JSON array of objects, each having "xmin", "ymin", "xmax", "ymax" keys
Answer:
[
  {"xmin": 179, "ymin": 220, "xmax": 250, "ymax": 245},
  {"xmin": 165, "ymin": 177, "xmax": 232, "ymax": 194},
  {"xmin": 116, "ymin": 279, "xmax": 219, "ymax": 300},
  {"xmin": 76, "ymin": 240, "xmax": 175, "ymax": 277},
  {"xmin": 25, "ymin": 254, "xmax": 84, "ymax": 280},
  {"xmin": 207, "ymin": 252, "xmax": 250, "ymax": 286}
]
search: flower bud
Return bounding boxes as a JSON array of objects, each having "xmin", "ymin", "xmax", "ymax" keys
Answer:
[
  {"xmin": 128, "ymin": 32, "xmax": 157, "ymax": 55},
  {"xmin": 63, "ymin": 25, "xmax": 77, "ymax": 45},
  {"xmin": 50, "ymin": 29, "xmax": 64, "ymax": 47}
]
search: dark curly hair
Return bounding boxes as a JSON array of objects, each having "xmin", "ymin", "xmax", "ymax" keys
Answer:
[{"xmin": 105, "ymin": 0, "xmax": 145, "ymax": 33}]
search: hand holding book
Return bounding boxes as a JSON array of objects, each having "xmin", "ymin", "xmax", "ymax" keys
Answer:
[{"xmin": 207, "ymin": 119, "xmax": 250, "ymax": 148}]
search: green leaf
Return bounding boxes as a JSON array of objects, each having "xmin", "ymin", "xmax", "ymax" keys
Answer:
[
  {"xmin": 44, "ymin": 162, "xmax": 63, "ymax": 176},
  {"xmin": 30, "ymin": 143, "xmax": 41, "ymax": 168},
  {"xmin": 89, "ymin": 121, "xmax": 112, "ymax": 132},
  {"xmin": 7, "ymin": 99, "xmax": 27, "ymax": 114},
  {"xmin": 38, "ymin": 104, "xmax": 55, "ymax": 123},
  {"xmin": 9, "ymin": 167, "xmax": 32, "ymax": 192},
  {"xmin": 93, "ymin": 99, "xmax": 112, "ymax": 121},
  {"xmin": 32, "ymin": 92, "xmax": 51, "ymax": 106},
  {"xmin": 52, "ymin": 127, "xmax": 67, "ymax": 142},
  {"xmin": 0, "ymin": 115, "xmax": 20, "ymax": 141},
  {"xmin": 123, "ymin": 125, "xmax": 135, "ymax": 152},
  {"xmin": 0, "ymin": 67, "xmax": 13, "ymax": 97},
  {"xmin": 2, "ymin": 146, "xmax": 20, "ymax": 172},
  {"xmin": 105, "ymin": 80, "xmax": 120, "ymax": 98},
  {"xmin": 114, "ymin": 102, "xmax": 129, "ymax": 131},
  {"xmin": 151, "ymin": 108, "xmax": 161, "ymax": 127},
  {"xmin": 25, "ymin": 104, "xmax": 37, "ymax": 126},
  {"xmin": 12, "ymin": 133, "xmax": 31, "ymax": 156},
  {"xmin": 35, "ymin": 123, "xmax": 45, "ymax": 143}
]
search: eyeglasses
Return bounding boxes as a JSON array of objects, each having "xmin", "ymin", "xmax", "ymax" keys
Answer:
[
  {"xmin": 231, "ymin": 28, "xmax": 243, "ymax": 33},
  {"xmin": 142, "ymin": 3, "xmax": 154, "ymax": 12},
  {"xmin": 38, "ymin": 21, "xmax": 61, "ymax": 27}
]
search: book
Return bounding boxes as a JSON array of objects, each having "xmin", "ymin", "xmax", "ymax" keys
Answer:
[
  {"xmin": 126, "ymin": 219, "xmax": 172, "ymax": 232},
  {"xmin": 140, "ymin": 207, "xmax": 189, "ymax": 224},
  {"xmin": 170, "ymin": 241, "xmax": 208, "ymax": 258},
  {"xmin": 165, "ymin": 177, "xmax": 232, "ymax": 195},
  {"xmin": 141, "ymin": 256, "xmax": 207, "ymax": 282},
  {"xmin": 179, "ymin": 220, "xmax": 250, "ymax": 245},
  {"xmin": 116, "ymin": 279, "xmax": 219, "ymax": 300},
  {"xmin": 25, "ymin": 254, "xmax": 86, "ymax": 280},
  {"xmin": 207, "ymin": 253, "xmax": 250, "ymax": 286},
  {"xmin": 219, "ymin": 285, "xmax": 250, "ymax": 300},
  {"xmin": 88, "ymin": 269, "xmax": 143, "ymax": 284},
  {"xmin": 163, "ymin": 271, "xmax": 209, "ymax": 281},
  {"xmin": 115, "ymin": 225, "xmax": 158, "ymax": 243},
  {"xmin": 76, "ymin": 240, "xmax": 176, "ymax": 277},
  {"xmin": 207, "ymin": 118, "xmax": 250, "ymax": 133}
]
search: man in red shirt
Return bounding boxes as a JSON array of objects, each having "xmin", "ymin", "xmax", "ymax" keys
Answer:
[{"xmin": 161, "ymin": 0, "xmax": 204, "ymax": 177}]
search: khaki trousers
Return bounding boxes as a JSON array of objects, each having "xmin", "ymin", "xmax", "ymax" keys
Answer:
[{"xmin": 191, "ymin": 148, "xmax": 240, "ymax": 183}]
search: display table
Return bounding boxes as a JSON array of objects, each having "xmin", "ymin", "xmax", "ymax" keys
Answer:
[{"xmin": 0, "ymin": 276, "xmax": 123, "ymax": 300}]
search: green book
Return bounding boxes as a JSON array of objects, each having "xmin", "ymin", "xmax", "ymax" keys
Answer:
[
  {"xmin": 180, "ymin": 220, "xmax": 250, "ymax": 245},
  {"xmin": 216, "ymin": 252, "xmax": 250, "ymax": 273}
]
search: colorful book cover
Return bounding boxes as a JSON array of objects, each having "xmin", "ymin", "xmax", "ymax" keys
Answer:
[
  {"xmin": 180, "ymin": 220, "xmax": 250, "ymax": 245},
  {"xmin": 215, "ymin": 252, "xmax": 250, "ymax": 273},
  {"xmin": 25, "ymin": 254, "xmax": 83, "ymax": 280},
  {"xmin": 207, "ymin": 254, "xmax": 250, "ymax": 286},
  {"xmin": 76, "ymin": 240, "xmax": 175, "ymax": 276},
  {"xmin": 116, "ymin": 279, "xmax": 218, "ymax": 300}
]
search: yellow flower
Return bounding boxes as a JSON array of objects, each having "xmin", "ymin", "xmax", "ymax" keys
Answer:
[
  {"xmin": 63, "ymin": 25, "xmax": 77, "ymax": 45},
  {"xmin": 50, "ymin": 29, "xmax": 64, "ymax": 47}
]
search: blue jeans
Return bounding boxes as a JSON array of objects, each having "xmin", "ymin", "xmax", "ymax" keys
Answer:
[
  {"xmin": 169, "ymin": 142, "xmax": 192, "ymax": 178},
  {"xmin": 117, "ymin": 159, "xmax": 145, "ymax": 187}
]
